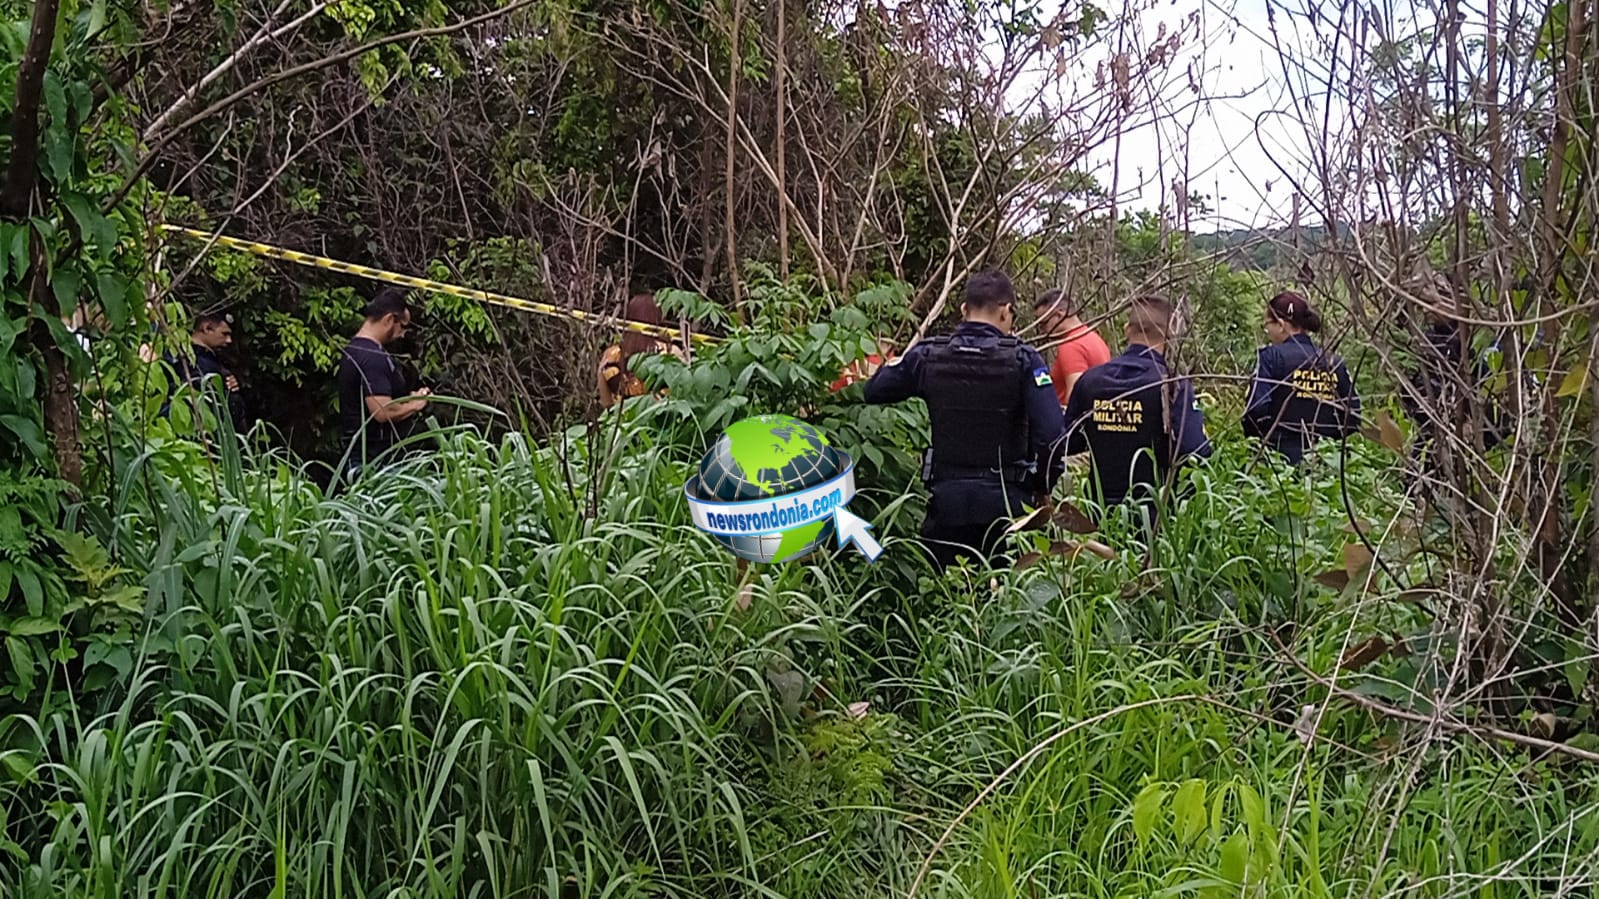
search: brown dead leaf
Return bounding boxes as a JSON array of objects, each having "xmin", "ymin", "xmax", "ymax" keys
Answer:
[
  {"xmin": 1388, "ymin": 634, "xmax": 1412, "ymax": 658},
  {"xmin": 1007, "ymin": 504, "xmax": 1052, "ymax": 535},
  {"xmin": 1394, "ymin": 586, "xmax": 1436, "ymax": 605},
  {"xmin": 734, "ymin": 582, "xmax": 754, "ymax": 612},
  {"xmin": 1375, "ymin": 410, "xmax": 1405, "ymax": 452},
  {"xmin": 1532, "ymin": 712, "xmax": 1558, "ymax": 738},
  {"xmin": 1079, "ymin": 538, "xmax": 1118, "ymax": 561},
  {"xmin": 1313, "ymin": 569, "xmax": 1351, "ymax": 591},
  {"xmin": 1338, "ymin": 635, "xmax": 1389, "ymax": 671},
  {"xmin": 1051, "ymin": 501, "xmax": 1099, "ymax": 534},
  {"xmin": 1016, "ymin": 539, "xmax": 1118, "ymax": 571},
  {"xmin": 1344, "ymin": 543, "xmax": 1375, "ymax": 576}
]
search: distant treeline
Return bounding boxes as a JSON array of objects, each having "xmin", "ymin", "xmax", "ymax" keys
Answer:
[{"xmin": 1190, "ymin": 224, "xmax": 1342, "ymax": 271}]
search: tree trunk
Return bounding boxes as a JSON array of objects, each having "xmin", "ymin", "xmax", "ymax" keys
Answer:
[
  {"xmin": 32, "ymin": 321, "xmax": 81, "ymax": 488},
  {"xmin": 3, "ymin": 0, "xmax": 79, "ymax": 487},
  {"xmin": 775, "ymin": 0, "xmax": 789, "ymax": 279},
  {"xmin": 1, "ymin": 0, "xmax": 59, "ymax": 215},
  {"xmin": 724, "ymin": 0, "xmax": 744, "ymax": 312},
  {"xmin": 1532, "ymin": 0, "xmax": 1589, "ymax": 619}
]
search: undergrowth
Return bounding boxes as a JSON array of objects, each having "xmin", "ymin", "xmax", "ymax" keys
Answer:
[{"xmin": 2, "ymin": 394, "xmax": 1596, "ymax": 898}]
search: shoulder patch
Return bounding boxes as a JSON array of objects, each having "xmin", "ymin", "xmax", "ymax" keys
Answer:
[{"xmin": 1033, "ymin": 367, "xmax": 1053, "ymax": 387}]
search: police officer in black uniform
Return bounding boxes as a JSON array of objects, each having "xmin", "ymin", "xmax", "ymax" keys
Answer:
[
  {"xmin": 1064, "ymin": 295, "xmax": 1211, "ymax": 518},
  {"xmin": 1242, "ymin": 291, "xmax": 1360, "ymax": 464},
  {"xmin": 864, "ymin": 271, "xmax": 1067, "ymax": 569},
  {"xmin": 1401, "ymin": 277, "xmax": 1507, "ymax": 453},
  {"xmin": 163, "ymin": 311, "xmax": 247, "ymax": 430}
]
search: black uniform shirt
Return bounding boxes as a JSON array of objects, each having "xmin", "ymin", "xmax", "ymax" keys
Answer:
[
  {"xmin": 338, "ymin": 336, "xmax": 405, "ymax": 462},
  {"xmin": 1064, "ymin": 344, "xmax": 1212, "ymax": 506},
  {"xmin": 1242, "ymin": 334, "xmax": 1360, "ymax": 464},
  {"xmin": 864, "ymin": 321, "xmax": 1067, "ymax": 526},
  {"xmin": 162, "ymin": 344, "xmax": 243, "ymax": 426}
]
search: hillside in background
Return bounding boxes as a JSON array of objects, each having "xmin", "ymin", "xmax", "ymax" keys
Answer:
[{"xmin": 1189, "ymin": 224, "xmax": 1336, "ymax": 271}]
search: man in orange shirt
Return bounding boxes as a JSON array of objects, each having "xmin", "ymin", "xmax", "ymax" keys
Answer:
[
  {"xmin": 829, "ymin": 337, "xmax": 895, "ymax": 392},
  {"xmin": 1033, "ymin": 288, "xmax": 1112, "ymax": 407}
]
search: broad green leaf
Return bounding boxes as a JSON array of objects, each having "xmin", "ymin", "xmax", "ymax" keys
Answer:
[
  {"xmin": 1565, "ymin": 638, "xmax": 1588, "ymax": 697},
  {"xmin": 1173, "ymin": 778, "xmax": 1207, "ymax": 845},
  {"xmin": 0, "ymin": 751, "xmax": 34, "ymax": 785},
  {"xmin": 1219, "ymin": 831, "xmax": 1249, "ymax": 883},
  {"xmin": 83, "ymin": 640, "xmax": 131, "ymax": 676},
  {"xmin": 1131, "ymin": 783, "xmax": 1166, "ymax": 843},
  {"xmin": 87, "ymin": 0, "xmax": 107, "ymax": 37},
  {"xmin": 6, "ymin": 616, "xmax": 60, "ymax": 637},
  {"xmin": 175, "ymin": 541, "xmax": 216, "ymax": 564},
  {"xmin": 51, "ymin": 267, "xmax": 82, "ymax": 317},
  {"xmin": 6, "ymin": 636, "xmax": 33, "ymax": 686},
  {"xmin": 1557, "ymin": 362, "xmax": 1588, "ymax": 399},
  {"xmin": 8, "ymin": 226, "xmax": 29, "ymax": 276},
  {"xmin": 96, "ymin": 271, "xmax": 128, "ymax": 327},
  {"xmin": 0, "ymin": 415, "xmax": 47, "ymax": 461},
  {"xmin": 69, "ymin": 79, "xmax": 91, "ymax": 125},
  {"xmin": 1237, "ymin": 783, "xmax": 1265, "ymax": 835},
  {"xmin": 42, "ymin": 71, "xmax": 67, "ymax": 127},
  {"xmin": 14, "ymin": 358, "xmax": 34, "ymax": 401},
  {"xmin": 103, "ymin": 585, "xmax": 146, "ymax": 613},
  {"xmin": 82, "ymin": 665, "xmax": 118, "ymax": 692},
  {"xmin": 61, "ymin": 192, "xmax": 116, "ymax": 260},
  {"xmin": 14, "ymin": 568, "xmax": 43, "ymax": 616},
  {"xmin": 43, "ymin": 129, "xmax": 73, "ymax": 184}
]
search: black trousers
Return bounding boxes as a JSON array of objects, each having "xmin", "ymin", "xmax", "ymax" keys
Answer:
[
  {"xmin": 920, "ymin": 489, "xmax": 1024, "ymax": 570},
  {"xmin": 920, "ymin": 521, "xmax": 1009, "ymax": 569}
]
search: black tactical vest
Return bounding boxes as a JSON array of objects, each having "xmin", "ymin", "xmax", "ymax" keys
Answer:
[{"xmin": 919, "ymin": 335, "xmax": 1031, "ymax": 482}]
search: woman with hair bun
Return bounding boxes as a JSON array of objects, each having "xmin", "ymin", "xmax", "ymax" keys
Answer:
[{"xmin": 1242, "ymin": 291, "xmax": 1361, "ymax": 464}]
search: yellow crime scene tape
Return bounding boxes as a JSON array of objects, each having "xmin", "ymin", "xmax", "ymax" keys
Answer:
[{"xmin": 159, "ymin": 225, "xmax": 717, "ymax": 346}]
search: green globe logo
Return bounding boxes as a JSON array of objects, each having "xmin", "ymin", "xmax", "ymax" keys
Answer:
[{"xmin": 685, "ymin": 414, "xmax": 882, "ymax": 564}]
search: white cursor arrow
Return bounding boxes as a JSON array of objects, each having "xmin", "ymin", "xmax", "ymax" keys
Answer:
[{"xmin": 834, "ymin": 506, "xmax": 883, "ymax": 562}]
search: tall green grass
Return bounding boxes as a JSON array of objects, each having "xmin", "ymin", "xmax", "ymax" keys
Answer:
[{"xmin": 3, "ymin": 413, "xmax": 1598, "ymax": 898}]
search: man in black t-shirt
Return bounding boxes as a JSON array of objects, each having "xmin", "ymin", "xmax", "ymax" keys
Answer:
[{"xmin": 338, "ymin": 288, "xmax": 430, "ymax": 476}]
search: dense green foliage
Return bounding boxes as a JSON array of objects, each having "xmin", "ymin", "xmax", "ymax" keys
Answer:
[
  {"xmin": 5, "ymin": 355, "xmax": 1597, "ymax": 896},
  {"xmin": 5, "ymin": 0, "xmax": 1599, "ymax": 895}
]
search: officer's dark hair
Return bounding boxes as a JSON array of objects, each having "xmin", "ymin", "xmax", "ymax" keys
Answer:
[
  {"xmin": 1127, "ymin": 294, "xmax": 1175, "ymax": 341},
  {"xmin": 1034, "ymin": 287, "xmax": 1075, "ymax": 317},
  {"xmin": 1267, "ymin": 291, "xmax": 1323, "ymax": 334},
  {"xmin": 192, "ymin": 311, "xmax": 231, "ymax": 331},
  {"xmin": 365, "ymin": 287, "xmax": 411, "ymax": 322},
  {"xmin": 964, "ymin": 271, "xmax": 1016, "ymax": 312}
]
